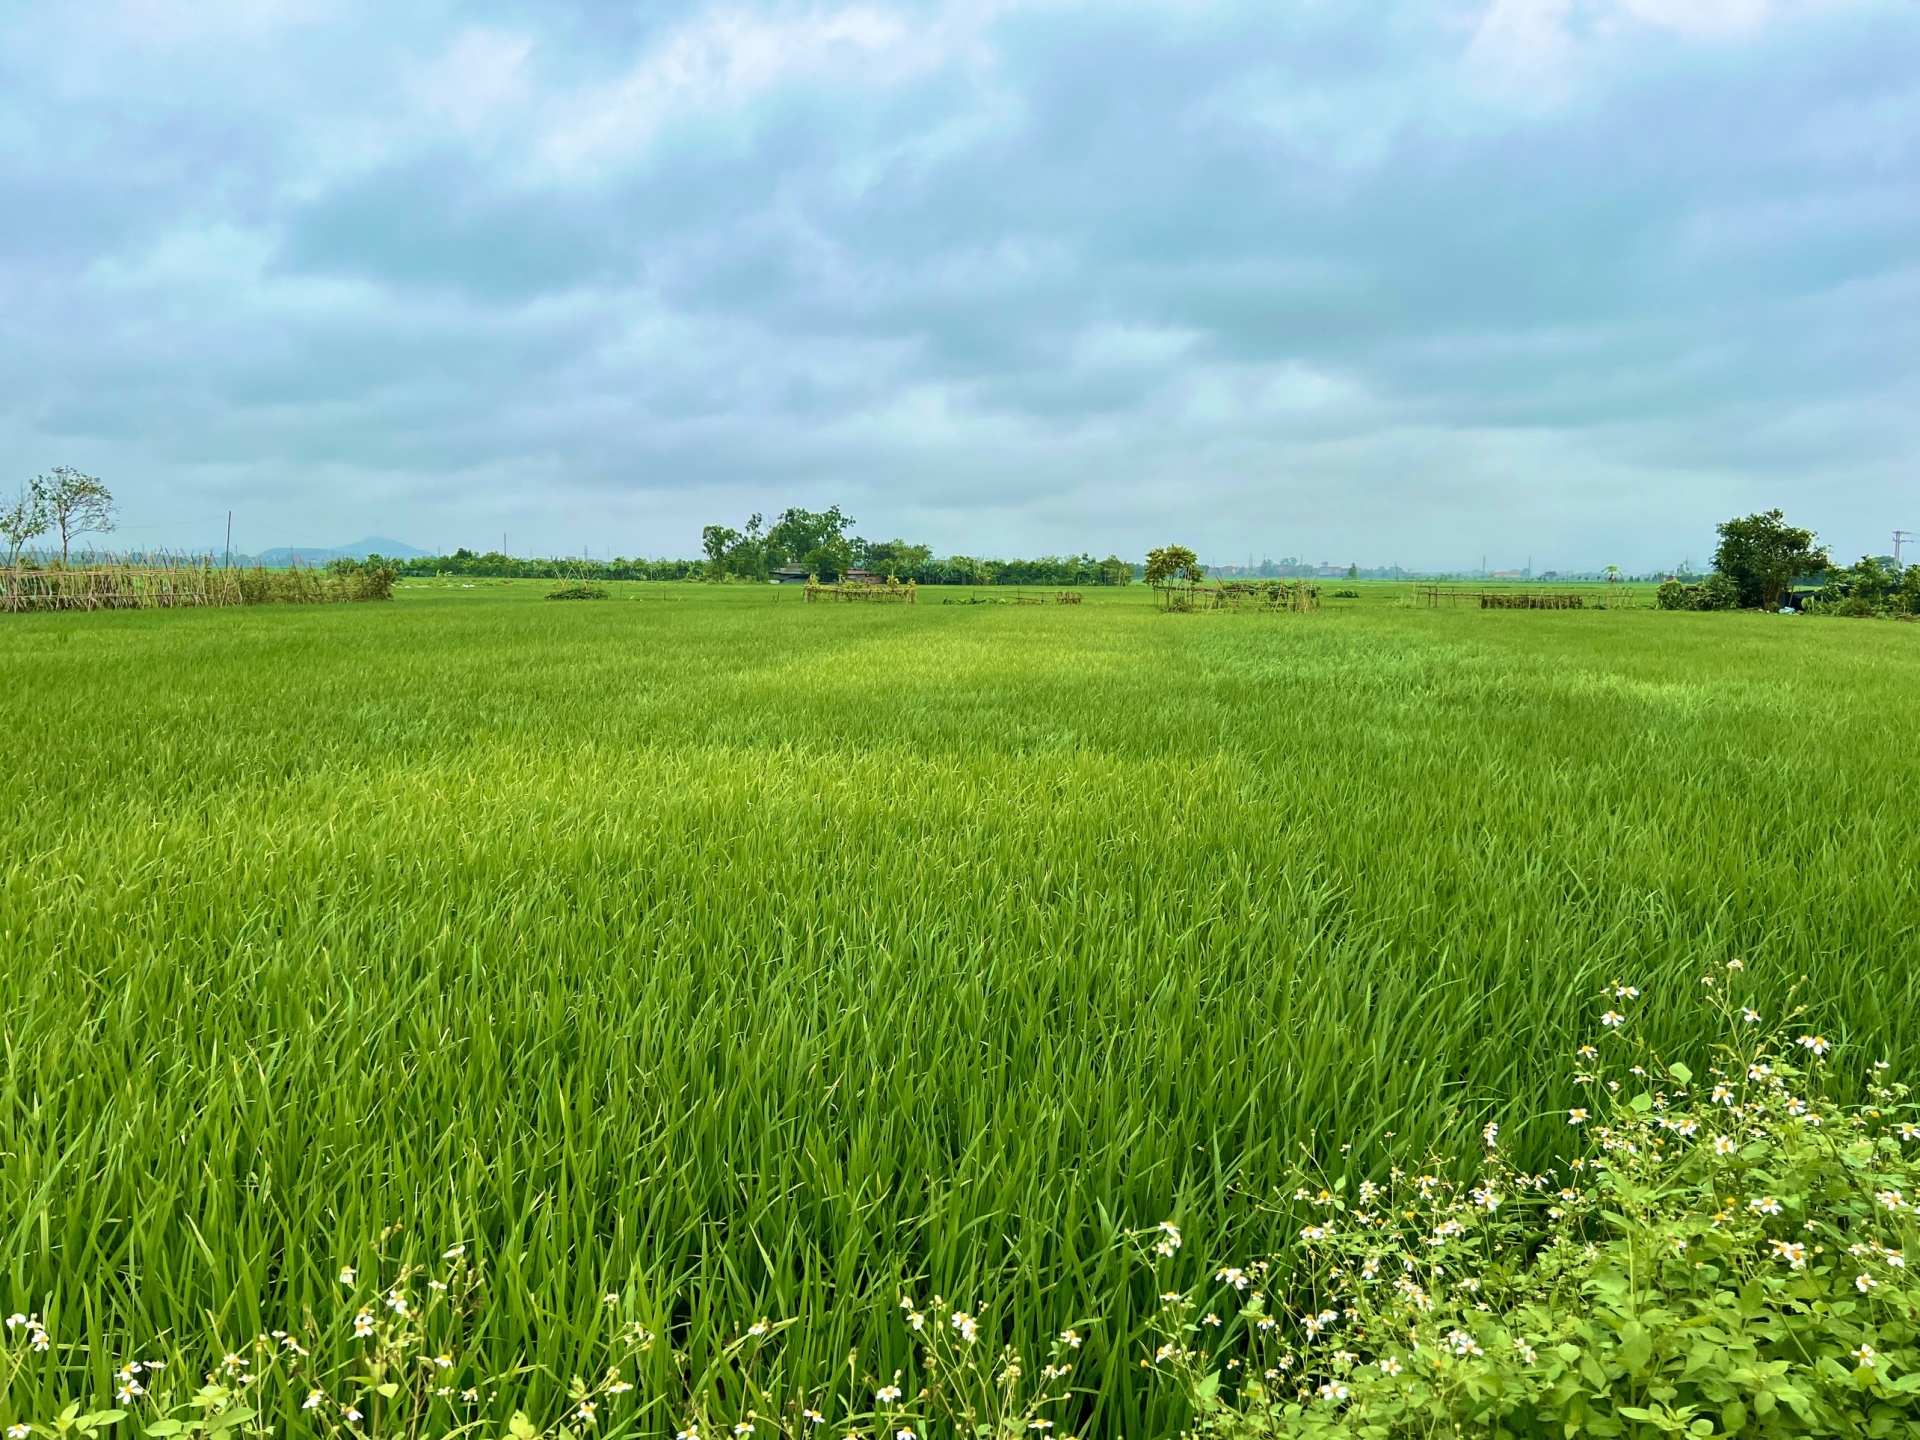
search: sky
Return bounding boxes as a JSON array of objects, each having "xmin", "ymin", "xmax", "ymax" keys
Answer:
[{"xmin": 1, "ymin": 0, "xmax": 1914, "ymax": 571}]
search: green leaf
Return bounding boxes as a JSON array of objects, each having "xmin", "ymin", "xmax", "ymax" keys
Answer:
[
  {"xmin": 1669, "ymin": 1062, "xmax": 1693, "ymax": 1085},
  {"xmin": 1619, "ymin": 1322, "xmax": 1653, "ymax": 1375},
  {"xmin": 205, "ymin": 1410, "xmax": 253, "ymax": 1433},
  {"xmin": 1720, "ymin": 1401, "xmax": 1746, "ymax": 1433},
  {"xmin": 1194, "ymin": 1371, "xmax": 1222, "ymax": 1407},
  {"xmin": 143, "ymin": 1425, "xmax": 185, "ymax": 1437},
  {"xmin": 1630, "ymin": 1093, "xmax": 1654, "ymax": 1113},
  {"xmin": 376, "ymin": 1384, "xmax": 399, "ymax": 1400},
  {"xmin": 509, "ymin": 1412, "xmax": 538, "ymax": 1440}
]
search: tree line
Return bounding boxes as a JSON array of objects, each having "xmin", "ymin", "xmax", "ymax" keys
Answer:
[
  {"xmin": 1658, "ymin": 510, "xmax": 1920, "ymax": 616},
  {"xmin": 698, "ymin": 505, "xmax": 1135, "ymax": 585}
]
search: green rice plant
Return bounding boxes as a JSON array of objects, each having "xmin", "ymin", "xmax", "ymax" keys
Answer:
[{"xmin": 2, "ymin": 588, "xmax": 1919, "ymax": 1437}]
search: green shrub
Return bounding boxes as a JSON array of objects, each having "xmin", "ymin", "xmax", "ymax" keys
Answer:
[
  {"xmin": 1656, "ymin": 580, "xmax": 1689, "ymax": 611},
  {"xmin": 1152, "ymin": 972, "xmax": 1919, "ymax": 1439},
  {"xmin": 546, "ymin": 582, "xmax": 610, "ymax": 600},
  {"xmin": 1697, "ymin": 573, "xmax": 1739, "ymax": 611}
]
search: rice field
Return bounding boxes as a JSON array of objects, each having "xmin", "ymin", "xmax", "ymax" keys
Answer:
[{"xmin": 3, "ymin": 582, "xmax": 1918, "ymax": 1438}]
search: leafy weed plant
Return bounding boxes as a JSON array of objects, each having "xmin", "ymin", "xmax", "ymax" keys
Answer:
[{"xmin": 1149, "ymin": 969, "xmax": 1920, "ymax": 1438}]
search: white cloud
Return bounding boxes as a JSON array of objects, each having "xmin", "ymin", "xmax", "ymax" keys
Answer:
[
  {"xmin": 538, "ymin": 6, "xmax": 936, "ymax": 174},
  {"xmin": 1463, "ymin": 0, "xmax": 1842, "ymax": 95},
  {"xmin": 409, "ymin": 30, "xmax": 536, "ymax": 137}
]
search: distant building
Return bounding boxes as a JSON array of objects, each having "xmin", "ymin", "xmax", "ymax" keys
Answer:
[
  {"xmin": 771, "ymin": 565, "xmax": 810, "ymax": 584},
  {"xmin": 844, "ymin": 568, "xmax": 877, "ymax": 584}
]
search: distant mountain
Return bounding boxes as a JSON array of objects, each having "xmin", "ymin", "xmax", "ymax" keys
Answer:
[{"xmin": 252, "ymin": 536, "xmax": 429, "ymax": 564}]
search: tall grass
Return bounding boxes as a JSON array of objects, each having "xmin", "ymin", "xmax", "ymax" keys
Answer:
[{"xmin": 1, "ymin": 586, "xmax": 1917, "ymax": 1437}]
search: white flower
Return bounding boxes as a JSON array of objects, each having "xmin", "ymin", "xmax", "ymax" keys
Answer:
[
  {"xmin": 1856, "ymin": 1274, "xmax": 1878, "ymax": 1293},
  {"xmin": 747, "ymin": 1319, "xmax": 770, "ymax": 1337},
  {"xmin": 875, "ymin": 1386, "xmax": 902, "ymax": 1404},
  {"xmin": 1060, "ymin": 1329, "xmax": 1083, "ymax": 1348},
  {"xmin": 951, "ymin": 1311, "xmax": 978, "ymax": 1343},
  {"xmin": 1714, "ymin": 1136, "xmax": 1737, "ymax": 1155},
  {"xmin": 604, "ymin": 1293, "xmax": 619, "ymax": 1307},
  {"xmin": 726, "ymin": 1420, "xmax": 745, "ymax": 1435},
  {"xmin": 1568, "ymin": 1109, "xmax": 1589, "ymax": 1125},
  {"xmin": 1876, "ymin": 1190, "xmax": 1906, "ymax": 1211},
  {"xmin": 1600, "ymin": 1012, "xmax": 1624, "ymax": 1028},
  {"xmin": 1853, "ymin": 1346, "xmax": 1877, "ymax": 1367},
  {"xmin": 1741, "ymin": 1008, "xmax": 1760, "ymax": 1024},
  {"xmin": 1749, "ymin": 1196, "xmax": 1782, "ymax": 1215},
  {"xmin": 1899, "ymin": 1124, "xmax": 1919, "ymax": 1142},
  {"xmin": 1726, "ymin": 958, "xmax": 1744, "ymax": 970},
  {"xmin": 1202, "ymin": 1313, "xmax": 1221, "ymax": 1328},
  {"xmin": 443, "ymin": 1245, "xmax": 466, "ymax": 1259},
  {"xmin": 386, "ymin": 1291, "xmax": 409, "ymax": 1317},
  {"xmin": 435, "ymin": 1354, "xmax": 452, "ymax": 1368},
  {"xmin": 906, "ymin": 1311, "xmax": 926, "ymax": 1331},
  {"xmin": 8, "ymin": 1425, "xmax": 30, "ymax": 1439},
  {"xmin": 338, "ymin": 1267, "xmax": 356, "ymax": 1285},
  {"xmin": 1216, "ymin": 1267, "xmax": 1248, "ymax": 1290},
  {"xmin": 1712, "ymin": 1085, "xmax": 1733, "ymax": 1105},
  {"xmin": 1378, "ymin": 1357, "xmax": 1402, "ymax": 1377},
  {"xmin": 344, "ymin": 1408, "xmax": 363, "ymax": 1424},
  {"xmin": 896, "ymin": 1430, "xmax": 916, "ymax": 1440},
  {"xmin": 1153, "ymin": 1221, "xmax": 1182, "ymax": 1257},
  {"xmin": 678, "ymin": 1428, "xmax": 700, "ymax": 1440},
  {"xmin": 1317, "ymin": 1383, "xmax": 1349, "ymax": 1402},
  {"xmin": 3, "ymin": 1315, "xmax": 22, "ymax": 1331},
  {"xmin": 1482, "ymin": 1122, "xmax": 1499, "ymax": 1147},
  {"xmin": 1798, "ymin": 1036, "xmax": 1829, "ymax": 1056},
  {"xmin": 804, "ymin": 1412, "xmax": 824, "ymax": 1426},
  {"xmin": 353, "ymin": 1310, "xmax": 375, "ymax": 1337}
]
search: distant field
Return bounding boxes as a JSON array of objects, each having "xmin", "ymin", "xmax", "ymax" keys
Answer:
[{"xmin": 3, "ymin": 583, "xmax": 1917, "ymax": 1437}]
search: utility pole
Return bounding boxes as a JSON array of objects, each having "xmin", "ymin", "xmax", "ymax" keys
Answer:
[
  {"xmin": 1896, "ymin": 530, "xmax": 1913, "ymax": 567},
  {"xmin": 224, "ymin": 511, "xmax": 232, "ymax": 568}
]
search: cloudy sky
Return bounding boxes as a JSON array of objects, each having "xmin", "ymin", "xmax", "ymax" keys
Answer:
[{"xmin": 2, "ymin": 0, "xmax": 1914, "ymax": 569}]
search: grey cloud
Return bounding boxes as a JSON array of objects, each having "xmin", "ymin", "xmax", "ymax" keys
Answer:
[{"xmin": 0, "ymin": 0, "xmax": 1914, "ymax": 567}]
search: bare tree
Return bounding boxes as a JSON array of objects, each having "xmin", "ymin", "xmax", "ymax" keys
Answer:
[
  {"xmin": 39, "ymin": 466, "xmax": 116, "ymax": 564},
  {"xmin": 1, "ymin": 477, "xmax": 50, "ymax": 567}
]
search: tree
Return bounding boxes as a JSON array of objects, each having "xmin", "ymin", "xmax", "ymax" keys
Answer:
[
  {"xmin": 1144, "ymin": 545, "xmax": 1202, "ymax": 587},
  {"xmin": 1, "ymin": 477, "xmax": 50, "ymax": 567},
  {"xmin": 701, "ymin": 524, "xmax": 741, "ymax": 577},
  {"xmin": 765, "ymin": 506, "xmax": 855, "ymax": 569},
  {"xmin": 1095, "ymin": 555, "xmax": 1133, "ymax": 586},
  {"xmin": 853, "ymin": 537, "xmax": 933, "ymax": 580},
  {"xmin": 1712, "ymin": 509, "xmax": 1828, "ymax": 610},
  {"xmin": 39, "ymin": 466, "xmax": 116, "ymax": 564}
]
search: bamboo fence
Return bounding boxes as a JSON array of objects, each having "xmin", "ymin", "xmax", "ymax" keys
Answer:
[{"xmin": 1, "ymin": 561, "xmax": 396, "ymax": 613}]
